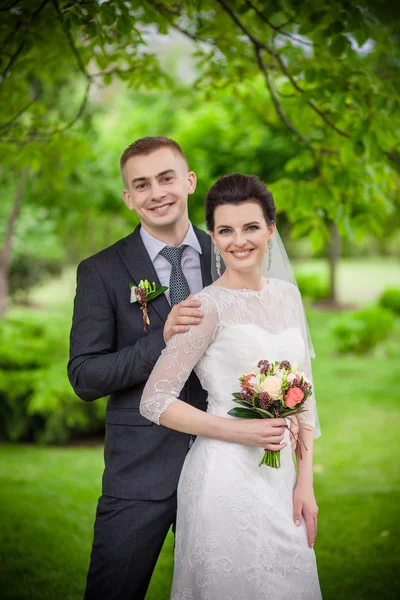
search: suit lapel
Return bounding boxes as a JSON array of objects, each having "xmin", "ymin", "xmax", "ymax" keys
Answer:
[
  {"xmin": 194, "ymin": 225, "xmax": 213, "ymax": 288},
  {"xmin": 117, "ymin": 225, "xmax": 170, "ymax": 323},
  {"xmin": 118, "ymin": 225, "xmax": 213, "ymax": 325}
]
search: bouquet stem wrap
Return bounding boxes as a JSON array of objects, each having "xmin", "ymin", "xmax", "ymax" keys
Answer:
[{"xmin": 260, "ymin": 449, "xmax": 281, "ymax": 468}]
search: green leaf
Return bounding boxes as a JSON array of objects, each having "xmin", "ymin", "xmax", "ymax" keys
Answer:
[
  {"xmin": 308, "ymin": 10, "xmax": 327, "ymax": 26},
  {"xmin": 309, "ymin": 227, "xmax": 325, "ymax": 252},
  {"xmin": 305, "ymin": 69, "xmax": 316, "ymax": 84},
  {"xmin": 362, "ymin": 131, "xmax": 382, "ymax": 161},
  {"xmin": 103, "ymin": 73, "xmax": 112, "ymax": 86},
  {"xmin": 353, "ymin": 139, "xmax": 365, "ymax": 157},
  {"xmin": 227, "ymin": 407, "xmax": 261, "ymax": 419},
  {"xmin": 253, "ymin": 407, "xmax": 274, "ymax": 418},
  {"xmin": 291, "ymin": 221, "xmax": 311, "ymax": 239},
  {"xmin": 231, "ymin": 395, "xmax": 253, "ymax": 408},
  {"xmin": 329, "ymin": 21, "xmax": 345, "ymax": 35},
  {"xmin": 329, "ymin": 35, "xmax": 346, "ymax": 57},
  {"xmin": 339, "ymin": 140, "xmax": 354, "ymax": 164},
  {"xmin": 147, "ymin": 286, "xmax": 168, "ymax": 301},
  {"xmin": 116, "ymin": 16, "xmax": 133, "ymax": 36},
  {"xmin": 353, "ymin": 28, "xmax": 369, "ymax": 47},
  {"xmin": 282, "ymin": 408, "xmax": 306, "ymax": 417}
]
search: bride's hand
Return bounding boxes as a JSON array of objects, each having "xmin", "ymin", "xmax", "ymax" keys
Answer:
[
  {"xmin": 231, "ymin": 418, "xmax": 287, "ymax": 451},
  {"xmin": 293, "ymin": 481, "xmax": 318, "ymax": 548}
]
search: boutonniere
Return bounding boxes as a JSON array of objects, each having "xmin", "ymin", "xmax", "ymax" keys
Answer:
[{"xmin": 129, "ymin": 280, "xmax": 168, "ymax": 333}]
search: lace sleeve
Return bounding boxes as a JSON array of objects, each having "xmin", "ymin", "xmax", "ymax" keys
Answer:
[
  {"xmin": 140, "ymin": 292, "xmax": 220, "ymax": 425},
  {"xmin": 294, "ymin": 288, "xmax": 321, "ymax": 438}
]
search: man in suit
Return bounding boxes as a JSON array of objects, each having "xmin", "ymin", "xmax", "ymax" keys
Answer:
[{"xmin": 68, "ymin": 136, "xmax": 293, "ymax": 600}]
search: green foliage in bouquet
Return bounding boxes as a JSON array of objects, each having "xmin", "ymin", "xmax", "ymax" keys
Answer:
[
  {"xmin": 331, "ymin": 306, "xmax": 395, "ymax": 355},
  {"xmin": 0, "ymin": 310, "xmax": 105, "ymax": 443},
  {"xmin": 379, "ymin": 288, "xmax": 400, "ymax": 315}
]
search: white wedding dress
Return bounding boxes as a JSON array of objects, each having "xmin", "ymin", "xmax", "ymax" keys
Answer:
[{"xmin": 141, "ymin": 280, "xmax": 322, "ymax": 600}]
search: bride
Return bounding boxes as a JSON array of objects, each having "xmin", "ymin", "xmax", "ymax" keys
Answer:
[{"xmin": 140, "ymin": 173, "xmax": 322, "ymax": 599}]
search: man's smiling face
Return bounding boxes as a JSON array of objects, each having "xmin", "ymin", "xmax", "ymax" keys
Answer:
[{"xmin": 122, "ymin": 147, "xmax": 196, "ymax": 235}]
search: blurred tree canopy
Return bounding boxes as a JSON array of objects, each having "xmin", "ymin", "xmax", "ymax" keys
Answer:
[{"xmin": 0, "ymin": 0, "xmax": 399, "ymax": 312}]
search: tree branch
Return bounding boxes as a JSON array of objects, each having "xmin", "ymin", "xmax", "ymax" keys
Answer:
[
  {"xmin": 271, "ymin": 50, "xmax": 351, "ymax": 139},
  {"xmin": 0, "ymin": 0, "xmax": 20, "ymax": 11},
  {"xmin": 217, "ymin": 0, "xmax": 352, "ymax": 143},
  {"xmin": 146, "ymin": 0, "xmax": 211, "ymax": 44},
  {"xmin": 90, "ymin": 65, "xmax": 138, "ymax": 78},
  {"xmin": 216, "ymin": 0, "xmax": 314, "ymax": 150},
  {"xmin": 384, "ymin": 149, "xmax": 400, "ymax": 167},
  {"xmin": 0, "ymin": 92, "xmax": 41, "ymax": 131},
  {"xmin": 55, "ymin": 80, "xmax": 91, "ymax": 134},
  {"xmin": 0, "ymin": 0, "xmax": 50, "ymax": 80},
  {"xmin": 0, "ymin": 80, "xmax": 91, "ymax": 142},
  {"xmin": 1, "ymin": 171, "xmax": 25, "ymax": 261},
  {"xmin": 256, "ymin": 50, "xmax": 314, "ymax": 150},
  {"xmin": 51, "ymin": 0, "xmax": 91, "ymax": 81},
  {"xmin": 245, "ymin": 0, "xmax": 314, "ymax": 47}
]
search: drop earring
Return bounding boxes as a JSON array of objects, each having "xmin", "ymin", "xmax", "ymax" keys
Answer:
[
  {"xmin": 214, "ymin": 244, "xmax": 221, "ymax": 277},
  {"xmin": 267, "ymin": 239, "xmax": 273, "ymax": 271}
]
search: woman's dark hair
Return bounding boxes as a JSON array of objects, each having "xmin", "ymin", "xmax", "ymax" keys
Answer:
[{"xmin": 205, "ymin": 173, "xmax": 276, "ymax": 231}]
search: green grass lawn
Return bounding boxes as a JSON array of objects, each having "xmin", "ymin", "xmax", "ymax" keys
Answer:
[{"xmin": 2, "ymin": 259, "xmax": 400, "ymax": 599}]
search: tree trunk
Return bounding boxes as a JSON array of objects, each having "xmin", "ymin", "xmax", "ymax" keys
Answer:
[
  {"xmin": 0, "ymin": 175, "xmax": 25, "ymax": 317},
  {"xmin": 328, "ymin": 221, "xmax": 341, "ymax": 304}
]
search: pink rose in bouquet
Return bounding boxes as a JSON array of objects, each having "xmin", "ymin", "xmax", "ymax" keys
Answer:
[{"xmin": 284, "ymin": 387, "xmax": 304, "ymax": 408}]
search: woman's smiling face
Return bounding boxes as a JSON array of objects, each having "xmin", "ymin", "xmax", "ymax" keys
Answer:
[{"xmin": 211, "ymin": 201, "xmax": 275, "ymax": 274}]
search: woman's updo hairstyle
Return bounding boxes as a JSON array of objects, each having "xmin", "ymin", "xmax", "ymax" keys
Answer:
[{"xmin": 205, "ymin": 173, "xmax": 276, "ymax": 231}]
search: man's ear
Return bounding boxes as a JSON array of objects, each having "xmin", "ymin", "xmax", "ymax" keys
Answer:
[
  {"xmin": 187, "ymin": 171, "xmax": 197, "ymax": 194},
  {"xmin": 122, "ymin": 189, "xmax": 135, "ymax": 211}
]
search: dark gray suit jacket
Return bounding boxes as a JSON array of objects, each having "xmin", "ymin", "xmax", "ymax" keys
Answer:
[{"xmin": 68, "ymin": 224, "xmax": 212, "ymax": 501}]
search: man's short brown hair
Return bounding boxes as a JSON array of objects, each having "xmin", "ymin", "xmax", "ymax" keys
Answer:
[{"xmin": 120, "ymin": 136, "xmax": 188, "ymax": 184}]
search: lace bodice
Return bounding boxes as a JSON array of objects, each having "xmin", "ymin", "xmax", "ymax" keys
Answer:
[{"xmin": 140, "ymin": 279, "xmax": 319, "ymax": 436}]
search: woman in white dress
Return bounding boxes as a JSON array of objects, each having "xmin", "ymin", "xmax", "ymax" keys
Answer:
[{"xmin": 140, "ymin": 173, "xmax": 322, "ymax": 600}]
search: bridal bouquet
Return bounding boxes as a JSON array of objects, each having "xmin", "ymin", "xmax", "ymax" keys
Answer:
[{"xmin": 228, "ymin": 359, "xmax": 312, "ymax": 468}]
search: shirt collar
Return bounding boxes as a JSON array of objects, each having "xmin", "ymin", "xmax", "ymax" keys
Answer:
[{"xmin": 140, "ymin": 222, "xmax": 202, "ymax": 263}]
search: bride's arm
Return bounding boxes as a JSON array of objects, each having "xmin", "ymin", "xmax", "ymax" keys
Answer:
[
  {"xmin": 293, "ymin": 425, "xmax": 318, "ymax": 548},
  {"xmin": 140, "ymin": 293, "xmax": 287, "ymax": 450},
  {"xmin": 140, "ymin": 292, "xmax": 219, "ymax": 425},
  {"xmin": 292, "ymin": 287, "xmax": 319, "ymax": 548}
]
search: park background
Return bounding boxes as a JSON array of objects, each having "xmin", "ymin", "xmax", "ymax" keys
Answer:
[{"xmin": 0, "ymin": 1, "xmax": 399, "ymax": 599}]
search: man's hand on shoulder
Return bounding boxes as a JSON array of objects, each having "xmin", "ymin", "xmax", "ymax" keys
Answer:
[{"xmin": 164, "ymin": 294, "xmax": 204, "ymax": 342}]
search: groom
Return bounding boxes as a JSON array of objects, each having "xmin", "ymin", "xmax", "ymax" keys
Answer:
[
  {"xmin": 68, "ymin": 136, "xmax": 292, "ymax": 600},
  {"xmin": 68, "ymin": 137, "xmax": 211, "ymax": 600}
]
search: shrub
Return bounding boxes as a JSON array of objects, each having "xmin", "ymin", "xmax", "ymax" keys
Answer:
[
  {"xmin": 0, "ymin": 310, "xmax": 105, "ymax": 444},
  {"xmin": 10, "ymin": 254, "xmax": 63, "ymax": 303},
  {"xmin": 8, "ymin": 207, "xmax": 67, "ymax": 302},
  {"xmin": 331, "ymin": 306, "xmax": 395, "ymax": 355},
  {"xmin": 379, "ymin": 288, "xmax": 400, "ymax": 315},
  {"xmin": 295, "ymin": 272, "xmax": 330, "ymax": 302}
]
